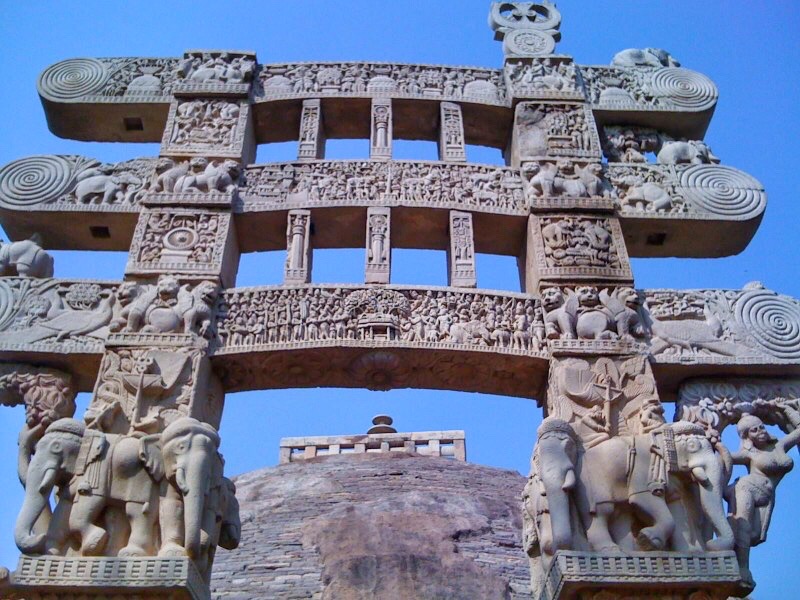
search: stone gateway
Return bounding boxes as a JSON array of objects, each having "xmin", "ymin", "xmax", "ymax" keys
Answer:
[{"xmin": 0, "ymin": 3, "xmax": 796, "ymax": 599}]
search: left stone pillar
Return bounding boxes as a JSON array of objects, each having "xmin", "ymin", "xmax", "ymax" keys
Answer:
[{"xmin": 9, "ymin": 50, "xmax": 251, "ymax": 600}]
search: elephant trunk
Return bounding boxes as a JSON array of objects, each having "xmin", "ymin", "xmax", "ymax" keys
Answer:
[
  {"xmin": 14, "ymin": 466, "xmax": 55, "ymax": 553},
  {"xmin": 698, "ymin": 484, "xmax": 734, "ymax": 550},
  {"xmin": 180, "ymin": 451, "xmax": 213, "ymax": 559},
  {"xmin": 695, "ymin": 465, "xmax": 735, "ymax": 551},
  {"xmin": 540, "ymin": 467, "xmax": 575, "ymax": 554}
]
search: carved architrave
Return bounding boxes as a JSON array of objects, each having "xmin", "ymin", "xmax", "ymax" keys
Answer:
[
  {"xmin": 525, "ymin": 214, "xmax": 632, "ymax": 286},
  {"xmin": 285, "ymin": 210, "xmax": 312, "ymax": 284},
  {"xmin": 365, "ymin": 207, "xmax": 391, "ymax": 283},
  {"xmin": 546, "ymin": 354, "xmax": 664, "ymax": 443},
  {"xmin": 370, "ymin": 99, "xmax": 392, "ymax": 160},
  {"xmin": 256, "ymin": 62, "xmax": 507, "ymax": 105},
  {"xmin": 298, "ymin": 99, "xmax": 326, "ymax": 161},
  {"xmin": 438, "ymin": 102, "xmax": 466, "ymax": 162},
  {"xmin": 126, "ymin": 208, "xmax": 238, "ymax": 286},
  {"xmin": 86, "ymin": 346, "xmax": 222, "ymax": 434},
  {"xmin": 161, "ymin": 99, "xmax": 254, "ymax": 162},
  {"xmin": 240, "ymin": 160, "xmax": 528, "ymax": 215},
  {"xmin": 144, "ymin": 156, "xmax": 241, "ymax": 208},
  {"xmin": 173, "ymin": 50, "xmax": 256, "ymax": 97},
  {"xmin": 448, "ymin": 211, "xmax": 476, "ymax": 288},
  {"xmin": 510, "ymin": 101, "xmax": 601, "ymax": 167},
  {"xmin": 504, "ymin": 57, "xmax": 583, "ymax": 101},
  {"xmin": 214, "ymin": 284, "xmax": 545, "ymax": 355}
]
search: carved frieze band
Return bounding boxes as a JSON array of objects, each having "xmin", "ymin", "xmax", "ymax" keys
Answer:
[
  {"xmin": 0, "ymin": 278, "xmax": 797, "ymax": 367},
  {"xmin": 214, "ymin": 284, "xmax": 547, "ymax": 356},
  {"xmin": 37, "ymin": 58, "xmax": 719, "ymax": 117},
  {"xmin": 0, "ymin": 156, "xmax": 765, "ymax": 224}
]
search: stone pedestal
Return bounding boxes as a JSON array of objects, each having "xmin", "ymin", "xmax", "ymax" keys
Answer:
[
  {"xmin": 6, "ymin": 555, "xmax": 208, "ymax": 600},
  {"xmin": 539, "ymin": 551, "xmax": 743, "ymax": 600}
]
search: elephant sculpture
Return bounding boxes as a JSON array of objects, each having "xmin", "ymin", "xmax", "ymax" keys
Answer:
[
  {"xmin": 15, "ymin": 415, "xmax": 234, "ymax": 574},
  {"xmin": 15, "ymin": 418, "xmax": 163, "ymax": 557},
  {"xmin": 159, "ymin": 417, "xmax": 237, "ymax": 580},
  {"xmin": 531, "ymin": 418, "xmax": 734, "ymax": 554},
  {"xmin": 657, "ymin": 140, "xmax": 720, "ymax": 165},
  {"xmin": 611, "ymin": 48, "xmax": 680, "ymax": 68},
  {"xmin": 0, "ymin": 235, "xmax": 54, "ymax": 278}
]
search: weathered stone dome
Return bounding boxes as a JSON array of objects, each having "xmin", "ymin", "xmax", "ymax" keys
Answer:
[{"xmin": 211, "ymin": 453, "xmax": 530, "ymax": 599}]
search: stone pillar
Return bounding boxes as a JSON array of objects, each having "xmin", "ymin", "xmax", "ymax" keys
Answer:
[
  {"xmin": 298, "ymin": 99, "xmax": 326, "ymax": 161},
  {"xmin": 8, "ymin": 51, "xmax": 254, "ymax": 598},
  {"xmin": 370, "ymin": 98, "xmax": 392, "ymax": 160},
  {"xmin": 365, "ymin": 207, "xmax": 391, "ymax": 283},
  {"xmin": 439, "ymin": 102, "xmax": 467, "ymax": 162},
  {"xmin": 447, "ymin": 211, "xmax": 477, "ymax": 287},
  {"xmin": 285, "ymin": 209, "xmax": 313, "ymax": 284}
]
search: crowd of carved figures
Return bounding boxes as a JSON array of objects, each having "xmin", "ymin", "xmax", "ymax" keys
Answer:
[
  {"xmin": 538, "ymin": 217, "xmax": 621, "ymax": 269},
  {"xmin": 167, "ymin": 100, "xmax": 242, "ymax": 149},
  {"xmin": 505, "ymin": 58, "xmax": 581, "ymax": 97},
  {"xmin": 242, "ymin": 161, "xmax": 527, "ymax": 212},
  {"xmin": 517, "ymin": 102, "xmax": 599, "ymax": 159},
  {"xmin": 258, "ymin": 62, "xmax": 506, "ymax": 103},
  {"xmin": 215, "ymin": 287, "xmax": 545, "ymax": 352}
]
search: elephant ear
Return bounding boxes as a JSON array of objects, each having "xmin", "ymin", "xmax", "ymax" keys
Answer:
[{"xmin": 139, "ymin": 434, "xmax": 164, "ymax": 482}]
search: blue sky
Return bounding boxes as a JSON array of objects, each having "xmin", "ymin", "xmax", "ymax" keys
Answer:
[{"xmin": 1, "ymin": 1, "xmax": 799, "ymax": 596}]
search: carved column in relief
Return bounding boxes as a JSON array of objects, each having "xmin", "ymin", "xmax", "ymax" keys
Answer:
[
  {"xmin": 448, "ymin": 211, "xmax": 477, "ymax": 287},
  {"xmin": 439, "ymin": 102, "xmax": 467, "ymax": 162},
  {"xmin": 285, "ymin": 209, "xmax": 312, "ymax": 284},
  {"xmin": 298, "ymin": 99, "xmax": 326, "ymax": 161},
  {"xmin": 365, "ymin": 207, "xmax": 391, "ymax": 283},
  {"xmin": 370, "ymin": 98, "xmax": 393, "ymax": 160}
]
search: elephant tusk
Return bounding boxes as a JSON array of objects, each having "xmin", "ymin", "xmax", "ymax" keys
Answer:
[
  {"xmin": 562, "ymin": 468, "xmax": 576, "ymax": 491},
  {"xmin": 37, "ymin": 468, "xmax": 57, "ymax": 495},
  {"xmin": 691, "ymin": 466, "xmax": 710, "ymax": 486},
  {"xmin": 176, "ymin": 467, "xmax": 190, "ymax": 495}
]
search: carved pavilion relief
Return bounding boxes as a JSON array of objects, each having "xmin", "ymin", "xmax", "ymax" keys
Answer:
[{"xmin": 0, "ymin": 3, "xmax": 796, "ymax": 600}]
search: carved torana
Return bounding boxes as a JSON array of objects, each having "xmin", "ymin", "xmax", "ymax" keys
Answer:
[{"xmin": 0, "ymin": 4, "xmax": 793, "ymax": 600}]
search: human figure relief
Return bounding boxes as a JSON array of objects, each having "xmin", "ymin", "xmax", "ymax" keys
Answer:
[{"xmin": 725, "ymin": 409, "xmax": 800, "ymax": 585}]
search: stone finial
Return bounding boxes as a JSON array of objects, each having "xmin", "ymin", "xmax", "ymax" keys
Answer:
[
  {"xmin": 367, "ymin": 414, "xmax": 397, "ymax": 434},
  {"xmin": 488, "ymin": 2, "xmax": 562, "ymax": 57}
]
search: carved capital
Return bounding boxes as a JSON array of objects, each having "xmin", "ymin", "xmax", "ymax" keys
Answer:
[{"xmin": 0, "ymin": 364, "xmax": 75, "ymax": 428}]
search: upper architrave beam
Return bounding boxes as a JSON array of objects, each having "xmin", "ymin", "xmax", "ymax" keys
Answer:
[
  {"xmin": 36, "ymin": 58, "xmax": 717, "ymax": 145},
  {"xmin": 0, "ymin": 156, "xmax": 764, "ymax": 257},
  {"xmin": 0, "ymin": 278, "xmax": 797, "ymax": 398}
]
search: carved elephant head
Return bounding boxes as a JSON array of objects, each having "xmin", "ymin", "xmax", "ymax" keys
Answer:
[
  {"xmin": 14, "ymin": 418, "xmax": 84, "ymax": 554},
  {"xmin": 529, "ymin": 417, "xmax": 579, "ymax": 555},
  {"xmin": 671, "ymin": 421, "xmax": 734, "ymax": 551},
  {"xmin": 160, "ymin": 417, "xmax": 222, "ymax": 560}
]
